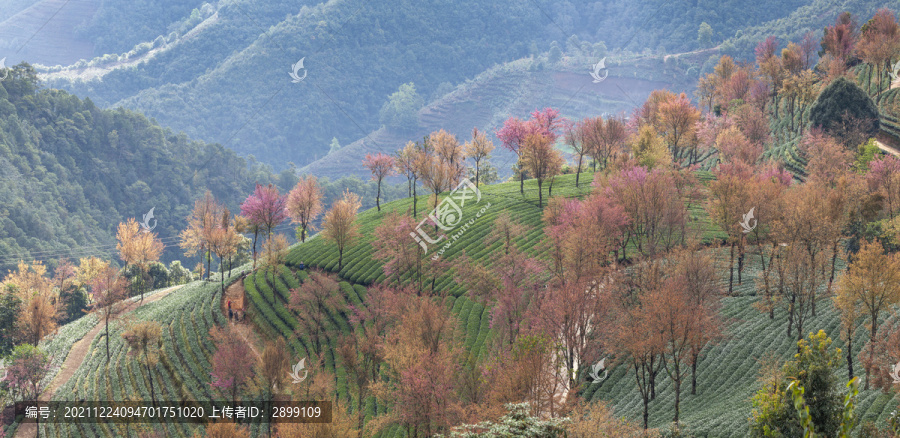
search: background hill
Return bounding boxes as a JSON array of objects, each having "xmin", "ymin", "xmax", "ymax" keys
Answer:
[{"xmin": 2, "ymin": 0, "xmax": 847, "ymax": 173}]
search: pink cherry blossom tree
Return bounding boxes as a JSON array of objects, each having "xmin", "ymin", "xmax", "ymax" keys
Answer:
[{"xmin": 240, "ymin": 183, "xmax": 288, "ymax": 268}]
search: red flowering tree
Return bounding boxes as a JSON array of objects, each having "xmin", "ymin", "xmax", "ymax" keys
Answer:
[
  {"xmin": 497, "ymin": 108, "xmax": 566, "ymax": 194},
  {"xmin": 867, "ymin": 155, "xmax": 900, "ymax": 220},
  {"xmin": 497, "ymin": 116, "xmax": 529, "ymax": 194},
  {"xmin": 209, "ymin": 325, "xmax": 254, "ymax": 404},
  {"xmin": 2, "ymin": 344, "xmax": 51, "ymax": 401},
  {"xmin": 240, "ymin": 183, "xmax": 288, "ymax": 268}
]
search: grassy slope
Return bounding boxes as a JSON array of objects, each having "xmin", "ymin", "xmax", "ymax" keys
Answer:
[
  {"xmin": 585, "ymin": 250, "xmax": 899, "ymax": 436},
  {"xmin": 38, "ymin": 274, "xmax": 243, "ymax": 437}
]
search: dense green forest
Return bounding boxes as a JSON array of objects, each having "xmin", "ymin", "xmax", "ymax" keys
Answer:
[
  {"xmin": 0, "ymin": 64, "xmax": 413, "ymax": 274},
  {"xmin": 0, "ymin": 64, "xmax": 277, "ymax": 273}
]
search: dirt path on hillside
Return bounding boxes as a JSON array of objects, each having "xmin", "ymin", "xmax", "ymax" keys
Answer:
[
  {"xmin": 222, "ymin": 279, "xmax": 261, "ymax": 359},
  {"xmin": 13, "ymin": 285, "xmax": 183, "ymax": 438},
  {"xmin": 876, "ymin": 133, "xmax": 900, "ymax": 157}
]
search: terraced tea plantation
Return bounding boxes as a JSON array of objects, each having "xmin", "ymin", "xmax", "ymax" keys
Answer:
[
  {"xmin": 280, "ymin": 174, "xmax": 899, "ymax": 435},
  {"xmin": 36, "ymin": 275, "xmax": 246, "ymax": 438},
  {"xmin": 22, "ymin": 172, "xmax": 900, "ymax": 437}
]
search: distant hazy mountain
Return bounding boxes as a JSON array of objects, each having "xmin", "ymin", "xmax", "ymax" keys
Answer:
[{"xmin": 4, "ymin": 0, "xmax": 886, "ymax": 172}]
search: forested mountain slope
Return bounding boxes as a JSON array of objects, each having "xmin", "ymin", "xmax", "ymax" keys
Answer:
[
  {"xmin": 0, "ymin": 66, "xmax": 276, "ymax": 273},
  {"xmin": 31, "ymin": 0, "xmax": 824, "ymax": 171}
]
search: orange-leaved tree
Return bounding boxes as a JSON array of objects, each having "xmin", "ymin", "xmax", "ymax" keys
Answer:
[
  {"xmin": 3, "ymin": 260, "xmax": 56, "ymax": 345},
  {"xmin": 90, "ymin": 265, "xmax": 127, "ymax": 362},
  {"xmin": 116, "ymin": 218, "xmax": 164, "ymax": 302},
  {"xmin": 179, "ymin": 191, "xmax": 219, "ymax": 280},
  {"xmin": 521, "ymin": 132, "xmax": 564, "ymax": 207},
  {"xmin": 322, "ymin": 190, "xmax": 361, "ymax": 271},
  {"xmin": 837, "ymin": 239, "xmax": 900, "ymax": 389},
  {"xmin": 286, "ymin": 175, "xmax": 323, "ymax": 242},
  {"xmin": 463, "ymin": 127, "xmax": 494, "ymax": 187}
]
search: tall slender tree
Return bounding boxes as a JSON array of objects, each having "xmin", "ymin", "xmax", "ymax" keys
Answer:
[
  {"xmin": 209, "ymin": 325, "xmax": 255, "ymax": 405},
  {"xmin": 90, "ymin": 266, "xmax": 128, "ymax": 362},
  {"xmin": 497, "ymin": 116, "xmax": 530, "ymax": 194},
  {"xmin": 523, "ymin": 132, "xmax": 563, "ymax": 207},
  {"xmin": 463, "ymin": 127, "xmax": 494, "ymax": 187},
  {"xmin": 122, "ymin": 321, "xmax": 163, "ymax": 405},
  {"xmin": 836, "ymin": 239, "xmax": 900, "ymax": 389},
  {"xmin": 179, "ymin": 191, "xmax": 218, "ymax": 280},
  {"xmin": 322, "ymin": 190, "xmax": 362, "ymax": 271},
  {"xmin": 363, "ymin": 153, "xmax": 396, "ymax": 212},
  {"xmin": 286, "ymin": 175, "xmax": 323, "ymax": 242},
  {"xmin": 430, "ymin": 129, "xmax": 466, "ymax": 187},
  {"xmin": 209, "ymin": 208, "xmax": 242, "ymax": 294},
  {"xmin": 291, "ymin": 271, "xmax": 341, "ymax": 357},
  {"xmin": 240, "ymin": 183, "xmax": 288, "ymax": 269},
  {"xmin": 116, "ymin": 218, "xmax": 164, "ymax": 302},
  {"xmin": 395, "ymin": 141, "xmax": 419, "ymax": 197},
  {"xmin": 565, "ymin": 120, "xmax": 588, "ymax": 187}
]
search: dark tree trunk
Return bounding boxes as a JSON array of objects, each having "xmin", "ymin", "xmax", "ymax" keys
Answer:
[
  {"xmin": 537, "ymin": 179, "xmax": 543, "ymax": 207},
  {"xmin": 519, "ymin": 168, "xmax": 524, "ymax": 194},
  {"xmin": 251, "ymin": 231, "xmax": 259, "ymax": 270},
  {"xmin": 691, "ymin": 351, "xmax": 698, "ymax": 395},
  {"xmin": 106, "ymin": 314, "xmax": 111, "ymax": 362},
  {"xmin": 728, "ymin": 242, "xmax": 735, "ymax": 295},
  {"xmin": 475, "ymin": 163, "xmax": 480, "ymax": 188},
  {"xmin": 828, "ymin": 241, "xmax": 838, "ymax": 292},
  {"xmin": 673, "ymin": 376, "xmax": 681, "ymax": 424},
  {"xmin": 412, "ymin": 178, "xmax": 418, "ymax": 217},
  {"xmin": 147, "ymin": 362, "xmax": 157, "ymax": 406},
  {"xmin": 376, "ymin": 180, "xmax": 382, "ymax": 212},
  {"xmin": 846, "ymin": 325, "xmax": 854, "ymax": 380},
  {"xmin": 207, "ymin": 250, "xmax": 212, "ymax": 281},
  {"xmin": 787, "ymin": 296, "xmax": 795, "ymax": 338},
  {"xmin": 867, "ymin": 323, "xmax": 878, "ymax": 390},
  {"xmin": 357, "ymin": 387, "xmax": 365, "ymax": 438},
  {"xmin": 220, "ymin": 257, "xmax": 225, "ymax": 294},
  {"xmin": 575, "ymin": 155, "xmax": 583, "ymax": 187}
]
